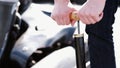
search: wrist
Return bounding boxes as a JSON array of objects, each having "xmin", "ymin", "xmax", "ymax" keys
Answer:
[
  {"xmin": 87, "ymin": 0, "xmax": 106, "ymax": 3},
  {"xmin": 54, "ymin": 0, "xmax": 70, "ymax": 5}
]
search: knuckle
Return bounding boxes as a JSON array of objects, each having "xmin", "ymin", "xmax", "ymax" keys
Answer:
[{"xmin": 90, "ymin": 13, "xmax": 96, "ymax": 17}]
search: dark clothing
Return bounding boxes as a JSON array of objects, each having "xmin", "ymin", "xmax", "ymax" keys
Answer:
[{"xmin": 86, "ymin": 0, "xmax": 119, "ymax": 68}]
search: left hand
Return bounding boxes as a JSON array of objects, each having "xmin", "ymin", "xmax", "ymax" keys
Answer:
[{"xmin": 51, "ymin": 2, "xmax": 76, "ymax": 25}]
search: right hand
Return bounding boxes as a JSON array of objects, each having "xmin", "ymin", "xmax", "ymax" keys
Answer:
[{"xmin": 77, "ymin": 0, "xmax": 105, "ymax": 24}]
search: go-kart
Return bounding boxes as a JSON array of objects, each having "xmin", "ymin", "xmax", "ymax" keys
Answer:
[{"xmin": 0, "ymin": 0, "xmax": 90, "ymax": 68}]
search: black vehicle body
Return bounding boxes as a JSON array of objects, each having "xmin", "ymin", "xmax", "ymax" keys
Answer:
[{"xmin": 0, "ymin": 0, "xmax": 89, "ymax": 68}]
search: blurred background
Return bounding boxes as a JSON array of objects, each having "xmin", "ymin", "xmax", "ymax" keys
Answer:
[{"xmin": 0, "ymin": 0, "xmax": 120, "ymax": 68}]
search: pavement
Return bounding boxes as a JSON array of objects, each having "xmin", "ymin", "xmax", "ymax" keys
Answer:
[{"xmin": 21, "ymin": 3, "xmax": 120, "ymax": 68}]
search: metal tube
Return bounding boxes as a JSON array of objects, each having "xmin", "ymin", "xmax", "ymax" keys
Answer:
[{"xmin": 74, "ymin": 34, "xmax": 86, "ymax": 68}]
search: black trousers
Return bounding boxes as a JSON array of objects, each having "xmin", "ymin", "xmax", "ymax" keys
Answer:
[{"xmin": 85, "ymin": 0, "xmax": 119, "ymax": 68}]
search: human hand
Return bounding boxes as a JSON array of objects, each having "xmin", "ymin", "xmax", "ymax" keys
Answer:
[
  {"xmin": 51, "ymin": 0, "xmax": 76, "ymax": 26},
  {"xmin": 77, "ymin": 0, "xmax": 106, "ymax": 24}
]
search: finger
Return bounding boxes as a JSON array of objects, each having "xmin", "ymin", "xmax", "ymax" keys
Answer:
[
  {"xmin": 83, "ymin": 11, "xmax": 97, "ymax": 24},
  {"xmin": 65, "ymin": 20, "xmax": 71, "ymax": 25},
  {"xmin": 77, "ymin": 11, "xmax": 91, "ymax": 24},
  {"xmin": 87, "ymin": 15, "xmax": 97, "ymax": 24},
  {"xmin": 59, "ymin": 18, "xmax": 65, "ymax": 25},
  {"xmin": 55, "ymin": 17, "xmax": 63, "ymax": 25},
  {"xmin": 60, "ymin": 17, "xmax": 69, "ymax": 25},
  {"xmin": 80, "ymin": 16, "xmax": 91, "ymax": 24},
  {"xmin": 91, "ymin": 12, "xmax": 103, "ymax": 22},
  {"xmin": 63, "ymin": 15, "xmax": 71, "ymax": 25}
]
